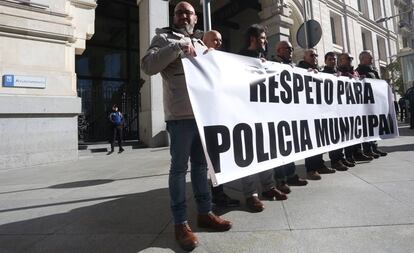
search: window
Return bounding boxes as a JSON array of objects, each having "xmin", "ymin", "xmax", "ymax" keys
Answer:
[
  {"xmin": 372, "ymin": 0, "xmax": 382, "ymax": 21},
  {"xmin": 358, "ymin": 0, "xmax": 369, "ymax": 18},
  {"xmin": 377, "ymin": 36, "xmax": 386, "ymax": 62},
  {"xmin": 362, "ymin": 33, "xmax": 367, "ymax": 49},
  {"xmin": 380, "ymin": 66, "xmax": 387, "ymax": 80},
  {"xmin": 75, "ymin": 0, "xmax": 140, "ymax": 141},
  {"xmin": 330, "ymin": 17, "xmax": 336, "ymax": 44},
  {"xmin": 330, "ymin": 12, "xmax": 344, "ymax": 47},
  {"xmin": 403, "ymin": 36, "xmax": 408, "ymax": 48},
  {"xmin": 361, "ymin": 28, "xmax": 373, "ymax": 51}
]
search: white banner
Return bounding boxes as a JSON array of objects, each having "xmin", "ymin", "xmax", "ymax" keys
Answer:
[{"xmin": 182, "ymin": 51, "xmax": 398, "ymax": 185}]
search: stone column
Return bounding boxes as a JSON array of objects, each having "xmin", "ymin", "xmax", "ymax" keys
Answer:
[{"xmin": 138, "ymin": 0, "xmax": 169, "ymax": 147}]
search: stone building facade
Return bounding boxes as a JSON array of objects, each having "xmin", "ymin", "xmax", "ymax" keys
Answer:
[{"xmin": 0, "ymin": 0, "xmax": 96, "ymax": 169}]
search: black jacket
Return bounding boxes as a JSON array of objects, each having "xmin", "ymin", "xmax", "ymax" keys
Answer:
[
  {"xmin": 321, "ymin": 66, "xmax": 336, "ymax": 74},
  {"xmin": 274, "ymin": 55, "xmax": 293, "ymax": 65},
  {"xmin": 356, "ymin": 64, "xmax": 380, "ymax": 79},
  {"xmin": 297, "ymin": 60, "xmax": 318, "ymax": 70},
  {"xmin": 239, "ymin": 48, "xmax": 266, "ymax": 59}
]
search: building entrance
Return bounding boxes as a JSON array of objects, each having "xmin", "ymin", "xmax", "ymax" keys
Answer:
[{"xmin": 76, "ymin": 0, "xmax": 141, "ymax": 142}]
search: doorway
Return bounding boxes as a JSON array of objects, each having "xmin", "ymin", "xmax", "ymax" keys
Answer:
[{"xmin": 76, "ymin": 0, "xmax": 141, "ymax": 142}]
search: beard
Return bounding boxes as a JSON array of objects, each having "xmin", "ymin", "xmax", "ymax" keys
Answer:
[{"xmin": 174, "ymin": 23, "xmax": 195, "ymax": 36}]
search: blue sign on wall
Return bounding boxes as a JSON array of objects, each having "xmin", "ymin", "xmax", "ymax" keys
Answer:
[
  {"xmin": 2, "ymin": 75, "xmax": 14, "ymax": 87},
  {"xmin": 2, "ymin": 74, "xmax": 46, "ymax": 88}
]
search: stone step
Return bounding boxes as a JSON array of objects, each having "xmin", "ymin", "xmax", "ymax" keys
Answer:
[{"xmin": 78, "ymin": 140, "xmax": 147, "ymax": 156}]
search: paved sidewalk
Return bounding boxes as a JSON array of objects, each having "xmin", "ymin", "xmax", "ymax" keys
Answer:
[{"xmin": 1, "ymin": 125, "xmax": 414, "ymax": 253}]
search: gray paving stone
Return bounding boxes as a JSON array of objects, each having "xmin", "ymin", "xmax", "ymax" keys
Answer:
[
  {"xmin": 25, "ymin": 234, "xmax": 155, "ymax": 253},
  {"xmin": 294, "ymin": 224, "xmax": 414, "ymax": 253},
  {"xmin": 0, "ymin": 127, "xmax": 414, "ymax": 252},
  {"xmin": 59, "ymin": 192, "xmax": 172, "ymax": 235},
  {"xmin": 349, "ymin": 158, "xmax": 414, "ymax": 183},
  {"xmin": 0, "ymin": 235, "xmax": 46, "ymax": 253},
  {"xmin": 374, "ymin": 180, "xmax": 414, "ymax": 207},
  {"xmin": 195, "ymin": 230, "xmax": 305, "ymax": 253},
  {"xmin": 283, "ymin": 172, "xmax": 414, "ymax": 229},
  {"xmin": 143, "ymin": 232, "xmax": 211, "ymax": 253}
]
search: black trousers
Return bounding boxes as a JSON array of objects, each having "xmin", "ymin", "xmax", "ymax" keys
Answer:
[
  {"xmin": 305, "ymin": 154, "xmax": 324, "ymax": 172},
  {"xmin": 410, "ymin": 110, "xmax": 414, "ymax": 128},
  {"xmin": 274, "ymin": 162, "xmax": 296, "ymax": 182},
  {"xmin": 344, "ymin": 145, "xmax": 358, "ymax": 159},
  {"xmin": 111, "ymin": 125, "xmax": 123, "ymax": 150},
  {"xmin": 211, "ymin": 184, "xmax": 224, "ymax": 197},
  {"xmin": 329, "ymin": 149, "xmax": 344, "ymax": 163},
  {"xmin": 345, "ymin": 143, "xmax": 374, "ymax": 157}
]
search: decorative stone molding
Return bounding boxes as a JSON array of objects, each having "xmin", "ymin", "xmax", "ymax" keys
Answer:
[
  {"xmin": 0, "ymin": 4, "xmax": 74, "ymax": 42},
  {"xmin": 69, "ymin": 0, "xmax": 96, "ymax": 54},
  {"xmin": 259, "ymin": 0, "xmax": 292, "ymax": 19},
  {"xmin": 259, "ymin": 0, "xmax": 294, "ymax": 38},
  {"xmin": 0, "ymin": 0, "xmax": 53, "ymax": 14},
  {"xmin": 70, "ymin": 0, "xmax": 96, "ymax": 9}
]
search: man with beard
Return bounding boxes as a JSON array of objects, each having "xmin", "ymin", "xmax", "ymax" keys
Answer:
[
  {"xmin": 141, "ymin": 2, "xmax": 232, "ymax": 250},
  {"xmin": 238, "ymin": 24, "xmax": 288, "ymax": 213}
]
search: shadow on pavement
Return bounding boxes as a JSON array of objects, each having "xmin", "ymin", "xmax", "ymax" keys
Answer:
[
  {"xmin": 0, "ymin": 181, "xmax": 243, "ymax": 253},
  {"xmin": 0, "ymin": 186, "xmax": 192, "ymax": 253},
  {"xmin": 49, "ymin": 179, "xmax": 115, "ymax": 189},
  {"xmin": 398, "ymin": 126, "xmax": 414, "ymax": 137},
  {"xmin": 381, "ymin": 143, "xmax": 414, "ymax": 153}
]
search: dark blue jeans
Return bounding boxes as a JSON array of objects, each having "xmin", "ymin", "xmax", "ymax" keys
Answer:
[{"xmin": 167, "ymin": 119, "xmax": 211, "ymax": 224}]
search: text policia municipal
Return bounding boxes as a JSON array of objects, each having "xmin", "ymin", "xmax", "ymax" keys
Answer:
[{"xmin": 203, "ymin": 71, "xmax": 395, "ymax": 172}]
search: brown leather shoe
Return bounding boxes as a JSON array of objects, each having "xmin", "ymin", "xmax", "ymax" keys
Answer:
[
  {"xmin": 197, "ymin": 213, "xmax": 232, "ymax": 231},
  {"xmin": 174, "ymin": 223, "xmax": 199, "ymax": 251},
  {"xmin": 246, "ymin": 196, "xmax": 265, "ymax": 212},
  {"xmin": 276, "ymin": 182, "xmax": 291, "ymax": 194},
  {"xmin": 317, "ymin": 165, "xmax": 336, "ymax": 174},
  {"xmin": 286, "ymin": 174, "xmax": 308, "ymax": 186},
  {"xmin": 331, "ymin": 160, "xmax": 348, "ymax": 171},
  {"xmin": 307, "ymin": 170, "xmax": 322, "ymax": 180},
  {"xmin": 262, "ymin": 187, "xmax": 287, "ymax": 200}
]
